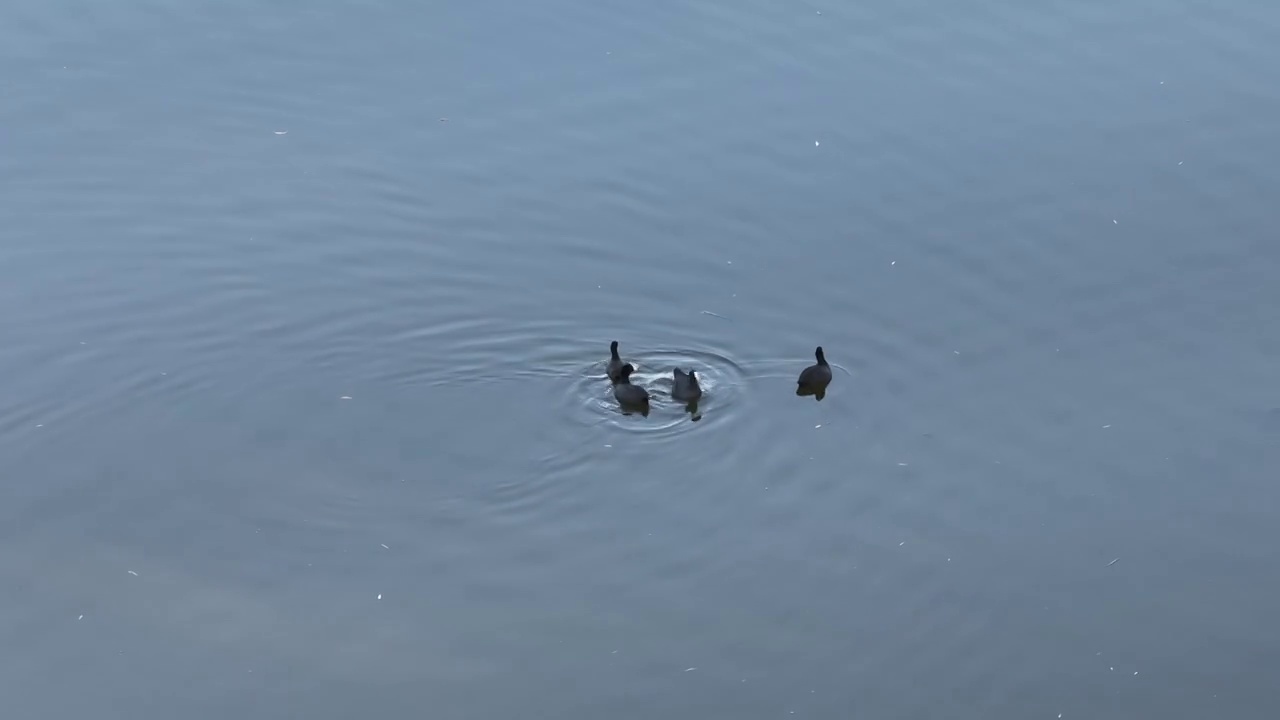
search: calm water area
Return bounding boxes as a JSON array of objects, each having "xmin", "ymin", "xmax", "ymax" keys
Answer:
[{"xmin": 3, "ymin": 1, "xmax": 1279, "ymax": 717}]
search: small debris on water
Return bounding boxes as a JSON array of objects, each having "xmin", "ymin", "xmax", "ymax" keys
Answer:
[
  {"xmin": 127, "ymin": 570, "xmax": 138, "ymax": 576},
  {"xmin": 78, "ymin": 615, "xmax": 84, "ymax": 620},
  {"xmin": 36, "ymin": 424, "xmax": 43, "ymax": 428},
  {"xmin": 1107, "ymin": 558, "xmax": 1120, "ymax": 567},
  {"xmin": 953, "ymin": 350, "xmax": 961, "ymax": 355},
  {"xmin": 604, "ymin": 444, "xmax": 612, "ymax": 448},
  {"xmin": 1102, "ymin": 424, "xmax": 1111, "ymax": 429},
  {"xmin": 899, "ymin": 541, "xmax": 905, "ymax": 546},
  {"xmin": 340, "ymin": 396, "xmax": 352, "ymax": 400},
  {"xmin": 815, "ymin": 424, "xmax": 822, "ymax": 429},
  {"xmin": 897, "ymin": 462, "xmax": 908, "ymax": 466},
  {"xmin": 701, "ymin": 310, "xmax": 730, "ymax": 320},
  {"xmin": 381, "ymin": 544, "xmax": 390, "ymax": 550},
  {"xmin": 1113, "ymin": 219, "xmax": 1118, "ymax": 224},
  {"xmin": 891, "ymin": 260, "xmax": 896, "ymax": 265},
  {"xmin": 377, "ymin": 594, "xmax": 382, "ymax": 600},
  {"xmin": 685, "ymin": 667, "xmax": 697, "ymax": 672},
  {"xmin": 1134, "ymin": 671, "xmax": 1139, "ymax": 675},
  {"xmin": 814, "ymin": 140, "xmax": 820, "ymax": 147},
  {"xmin": 439, "ymin": 117, "xmax": 448, "ymax": 122},
  {"xmin": 1178, "ymin": 161, "xmax": 1183, "ymax": 165}
]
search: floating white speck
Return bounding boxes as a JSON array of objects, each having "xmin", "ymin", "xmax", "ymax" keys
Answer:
[
  {"xmin": 897, "ymin": 462, "xmax": 908, "ymax": 466},
  {"xmin": 127, "ymin": 570, "xmax": 138, "ymax": 576},
  {"xmin": 611, "ymin": 650, "xmax": 618, "ymax": 654},
  {"xmin": 340, "ymin": 396, "xmax": 352, "ymax": 400},
  {"xmin": 36, "ymin": 424, "xmax": 43, "ymax": 428},
  {"xmin": 947, "ymin": 557, "xmax": 952, "ymax": 562},
  {"xmin": 891, "ymin": 260, "xmax": 896, "ymax": 265},
  {"xmin": 1159, "ymin": 81, "xmax": 1164, "ymax": 85},
  {"xmin": 381, "ymin": 543, "xmax": 390, "ymax": 549},
  {"xmin": 1134, "ymin": 671, "xmax": 1139, "ymax": 675},
  {"xmin": 274, "ymin": 131, "xmax": 287, "ymax": 135},
  {"xmin": 1102, "ymin": 424, "xmax": 1111, "ymax": 429},
  {"xmin": 815, "ymin": 424, "xmax": 822, "ymax": 429},
  {"xmin": 953, "ymin": 350, "xmax": 960, "ymax": 355},
  {"xmin": 604, "ymin": 444, "xmax": 612, "ymax": 448},
  {"xmin": 1113, "ymin": 219, "xmax": 1118, "ymax": 224},
  {"xmin": 1178, "ymin": 161, "xmax": 1183, "ymax": 165},
  {"xmin": 78, "ymin": 615, "xmax": 84, "ymax": 620},
  {"xmin": 899, "ymin": 541, "xmax": 905, "ymax": 546},
  {"xmin": 1111, "ymin": 666, "xmax": 1115, "ymax": 671},
  {"xmin": 377, "ymin": 594, "xmax": 382, "ymax": 600},
  {"xmin": 814, "ymin": 141, "xmax": 820, "ymax": 146},
  {"xmin": 1107, "ymin": 557, "xmax": 1120, "ymax": 566},
  {"xmin": 685, "ymin": 667, "xmax": 697, "ymax": 672}
]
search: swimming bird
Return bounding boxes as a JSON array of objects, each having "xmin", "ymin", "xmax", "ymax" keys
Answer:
[
  {"xmin": 796, "ymin": 346, "xmax": 832, "ymax": 397},
  {"xmin": 606, "ymin": 340, "xmax": 626, "ymax": 383},
  {"xmin": 671, "ymin": 368, "xmax": 702, "ymax": 402},
  {"xmin": 613, "ymin": 364, "xmax": 650, "ymax": 409}
]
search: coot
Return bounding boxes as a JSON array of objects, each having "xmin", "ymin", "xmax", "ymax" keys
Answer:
[
  {"xmin": 613, "ymin": 364, "xmax": 650, "ymax": 408},
  {"xmin": 606, "ymin": 341, "xmax": 625, "ymax": 383},
  {"xmin": 796, "ymin": 346, "xmax": 832, "ymax": 393},
  {"xmin": 672, "ymin": 368, "xmax": 702, "ymax": 402}
]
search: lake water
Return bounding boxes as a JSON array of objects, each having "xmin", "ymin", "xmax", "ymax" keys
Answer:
[{"xmin": 3, "ymin": 1, "xmax": 1279, "ymax": 717}]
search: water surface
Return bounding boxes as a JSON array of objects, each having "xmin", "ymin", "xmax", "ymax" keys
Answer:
[{"xmin": 3, "ymin": 0, "xmax": 1279, "ymax": 717}]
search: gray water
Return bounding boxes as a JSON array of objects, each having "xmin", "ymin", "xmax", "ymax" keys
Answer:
[{"xmin": 3, "ymin": 1, "xmax": 1279, "ymax": 717}]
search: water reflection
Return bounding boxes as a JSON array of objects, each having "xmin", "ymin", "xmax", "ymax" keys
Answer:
[
  {"xmin": 795, "ymin": 384, "xmax": 827, "ymax": 401},
  {"xmin": 683, "ymin": 399, "xmax": 702, "ymax": 421}
]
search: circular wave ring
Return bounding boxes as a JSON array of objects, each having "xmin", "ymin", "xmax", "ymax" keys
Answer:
[{"xmin": 563, "ymin": 348, "xmax": 748, "ymax": 437}]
